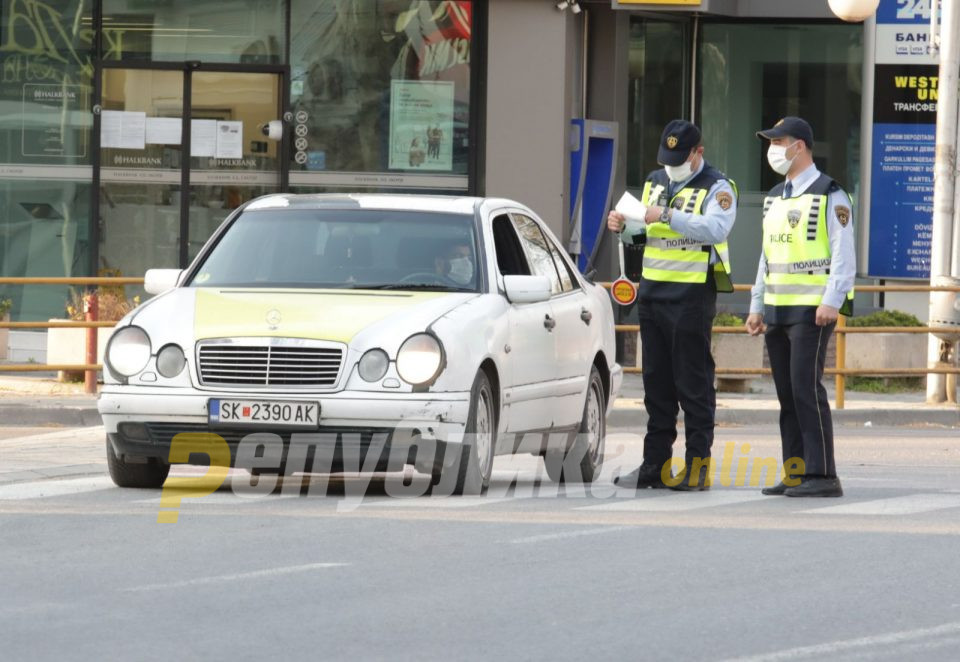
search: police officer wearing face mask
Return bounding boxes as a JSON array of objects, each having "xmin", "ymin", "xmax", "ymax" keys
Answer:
[
  {"xmin": 747, "ymin": 117, "xmax": 855, "ymax": 498},
  {"xmin": 607, "ymin": 119, "xmax": 738, "ymax": 491}
]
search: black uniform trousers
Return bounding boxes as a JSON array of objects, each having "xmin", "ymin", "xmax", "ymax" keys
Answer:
[
  {"xmin": 637, "ymin": 286, "xmax": 717, "ymax": 468},
  {"xmin": 764, "ymin": 320, "xmax": 838, "ymax": 478}
]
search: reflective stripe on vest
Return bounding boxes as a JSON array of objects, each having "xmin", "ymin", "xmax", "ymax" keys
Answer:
[
  {"xmin": 640, "ymin": 180, "xmax": 733, "ymax": 290},
  {"xmin": 762, "ymin": 191, "xmax": 853, "ymax": 309}
]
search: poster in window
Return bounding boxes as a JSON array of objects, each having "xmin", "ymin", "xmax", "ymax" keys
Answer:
[{"xmin": 388, "ymin": 80, "xmax": 454, "ymax": 171}]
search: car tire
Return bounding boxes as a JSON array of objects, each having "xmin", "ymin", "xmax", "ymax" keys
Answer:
[
  {"xmin": 436, "ymin": 370, "xmax": 497, "ymax": 496},
  {"xmin": 544, "ymin": 365, "xmax": 605, "ymax": 483},
  {"xmin": 106, "ymin": 437, "xmax": 170, "ymax": 488}
]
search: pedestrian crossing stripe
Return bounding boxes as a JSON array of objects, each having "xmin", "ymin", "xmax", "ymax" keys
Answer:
[{"xmin": 799, "ymin": 494, "xmax": 960, "ymax": 516}]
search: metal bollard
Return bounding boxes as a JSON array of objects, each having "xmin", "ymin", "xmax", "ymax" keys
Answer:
[{"xmin": 84, "ymin": 291, "xmax": 98, "ymax": 394}]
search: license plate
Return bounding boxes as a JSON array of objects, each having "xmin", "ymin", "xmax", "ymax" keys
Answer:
[{"xmin": 208, "ymin": 399, "xmax": 320, "ymax": 428}]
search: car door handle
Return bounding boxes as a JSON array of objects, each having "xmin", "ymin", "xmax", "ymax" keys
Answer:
[
  {"xmin": 543, "ymin": 314, "xmax": 556, "ymax": 331},
  {"xmin": 580, "ymin": 308, "xmax": 592, "ymax": 325}
]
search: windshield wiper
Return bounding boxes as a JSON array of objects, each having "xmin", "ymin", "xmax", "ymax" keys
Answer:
[{"xmin": 362, "ymin": 284, "xmax": 475, "ymax": 292}]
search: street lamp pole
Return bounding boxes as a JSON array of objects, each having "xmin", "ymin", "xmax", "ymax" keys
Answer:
[{"xmin": 927, "ymin": 0, "xmax": 959, "ymax": 403}]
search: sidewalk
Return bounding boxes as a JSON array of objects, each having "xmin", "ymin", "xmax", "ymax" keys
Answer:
[{"xmin": 1, "ymin": 373, "xmax": 957, "ymax": 428}]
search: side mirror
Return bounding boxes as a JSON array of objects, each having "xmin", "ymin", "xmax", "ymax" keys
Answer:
[
  {"xmin": 144, "ymin": 268, "xmax": 184, "ymax": 295},
  {"xmin": 503, "ymin": 275, "xmax": 552, "ymax": 304}
]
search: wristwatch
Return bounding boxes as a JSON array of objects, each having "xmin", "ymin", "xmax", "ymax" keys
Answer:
[{"xmin": 659, "ymin": 206, "xmax": 673, "ymax": 224}]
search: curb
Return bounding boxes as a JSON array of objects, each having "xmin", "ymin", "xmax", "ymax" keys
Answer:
[
  {"xmin": 607, "ymin": 407, "xmax": 960, "ymax": 429},
  {"xmin": 0, "ymin": 403, "xmax": 102, "ymax": 428}
]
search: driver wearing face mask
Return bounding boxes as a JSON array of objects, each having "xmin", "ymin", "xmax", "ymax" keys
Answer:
[
  {"xmin": 605, "ymin": 119, "xmax": 738, "ymax": 492},
  {"xmin": 437, "ymin": 241, "xmax": 474, "ymax": 286}
]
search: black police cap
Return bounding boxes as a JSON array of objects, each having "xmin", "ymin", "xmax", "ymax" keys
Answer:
[
  {"xmin": 756, "ymin": 116, "xmax": 814, "ymax": 149},
  {"xmin": 657, "ymin": 119, "xmax": 702, "ymax": 167}
]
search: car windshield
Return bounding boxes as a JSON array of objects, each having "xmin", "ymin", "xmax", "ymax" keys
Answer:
[{"xmin": 187, "ymin": 208, "xmax": 480, "ymax": 292}]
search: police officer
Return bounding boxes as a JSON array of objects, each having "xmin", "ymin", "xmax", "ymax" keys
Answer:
[
  {"xmin": 747, "ymin": 117, "xmax": 855, "ymax": 498},
  {"xmin": 607, "ymin": 119, "xmax": 737, "ymax": 491}
]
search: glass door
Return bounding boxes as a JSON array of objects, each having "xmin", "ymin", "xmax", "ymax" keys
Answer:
[
  {"xmin": 187, "ymin": 71, "xmax": 283, "ymax": 262},
  {"xmin": 95, "ymin": 67, "xmax": 284, "ymax": 288}
]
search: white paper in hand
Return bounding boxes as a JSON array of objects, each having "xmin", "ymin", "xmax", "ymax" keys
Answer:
[{"xmin": 615, "ymin": 192, "xmax": 647, "ymax": 224}]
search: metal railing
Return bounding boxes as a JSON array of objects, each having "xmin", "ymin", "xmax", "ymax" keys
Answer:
[
  {"xmin": 605, "ymin": 282, "xmax": 960, "ymax": 409},
  {"xmin": 2, "ymin": 277, "xmax": 958, "ymax": 406},
  {"xmin": 0, "ymin": 277, "xmax": 144, "ymax": 393}
]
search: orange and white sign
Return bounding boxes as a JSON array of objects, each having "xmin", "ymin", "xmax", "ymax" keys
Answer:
[{"xmin": 610, "ymin": 278, "xmax": 637, "ymax": 306}]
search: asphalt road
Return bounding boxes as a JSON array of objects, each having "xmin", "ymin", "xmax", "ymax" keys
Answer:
[{"xmin": 2, "ymin": 423, "xmax": 960, "ymax": 661}]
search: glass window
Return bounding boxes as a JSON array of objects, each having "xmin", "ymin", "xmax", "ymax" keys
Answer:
[
  {"xmin": 492, "ymin": 215, "xmax": 531, "ymax": 277},
  {"xmin": 190, "ymin": 209, "xmax": 479, "ymax": 292},
  {"xmin": 512, "ymin": 215, "xmax": 562, "ymax": 295},
  {"xmin": 0, "ymin": 0, "xmax": 94, "ymax": 321},
  {"xmin": 99, "ymin": 69, "xmax": 184, "ymax": 300},
  {"xmin": 102, "ymin": 0, "xmax": 284, "ymax": 64},
  {"xmin": 289, "ymin": 0, "xmax": 472, "ymax": 187},
  {"xmin": 626, "ymin": 17, "xmax": 689, "ymax": 188},
  {"xmin": 546, "ymin": 237, "xmax": 578, "ymax": 293},
  {"xmin": 699, "ymin": 22, "xmax": 863, "ymax": 195}
]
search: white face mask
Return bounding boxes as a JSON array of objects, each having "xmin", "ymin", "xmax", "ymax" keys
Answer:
[
  {"xmin": 664, "ymin": 160, "xmax": 694, "ymax": 183},
  {"xmin": 448, "ymin": 257, "xmax": 473, "ymax": 284},
  {"xmin": 767, "ymin": 141, "xmax": 800, "ymax": 175}
]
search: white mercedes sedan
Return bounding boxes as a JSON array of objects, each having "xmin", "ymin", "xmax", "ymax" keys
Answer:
[{"xmin": 98, "ymin": 194, "xmax": 621, "ymax": 494}]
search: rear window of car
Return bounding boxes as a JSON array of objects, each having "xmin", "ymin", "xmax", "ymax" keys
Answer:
[{"xmin": 188, "ymin": 209, "xmax": 480, "ymax": 292}]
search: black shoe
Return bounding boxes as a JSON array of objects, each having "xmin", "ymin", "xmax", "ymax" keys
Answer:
[
  {"xmin": 761, "ymin": 481, "xmax": 792, "ymax": 496},
  {"xmin": 784, "ymin": 477, "xmax": 843, "ymax": 498},
  {"xmin": 613, "ymin": 462, "xmax": 671, "ymax": 489},
  {"xmin": 670, "ymin": 464, "xmax": 711, "ymax": 491}
]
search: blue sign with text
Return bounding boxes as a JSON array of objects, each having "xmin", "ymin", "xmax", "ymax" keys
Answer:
[{"xmin": 868, "ymin": 0, "xmax": 937, "ymax": 279}]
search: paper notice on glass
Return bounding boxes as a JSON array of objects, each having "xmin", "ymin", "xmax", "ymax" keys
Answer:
[
  {"xmin": 615, "ymin": 191, "xmax": 647, "ymax": 224},
  {"xmin": 101, "ymin": 110, "xmax": 146, "ymax": 149},
  {"xmin": 190, "ymin": 119, "xmax": 217, "ymax": 157},
  {"xmin": 215, "ymin": 121, "xmax": 243, "ymax": 159},
  {"xmin": 145, "ymin": 117, "xmax": 182, "ymax": 145}
]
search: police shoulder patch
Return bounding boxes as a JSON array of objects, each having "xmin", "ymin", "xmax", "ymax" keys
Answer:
[
  {"xmin": 715, "ymin": 191, "xmax": 733, "ymax": 211},
  {"xmin": 835, "ymin": 205, "xmax": 851, "ymax": 227}
]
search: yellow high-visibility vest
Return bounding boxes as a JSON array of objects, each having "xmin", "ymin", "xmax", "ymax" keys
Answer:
[
  {"xmin": 640, "ymin": 178, "xmax": 733, "ymax": 293},
  {"xmin": 762, "ymin": 183, "xmax": 854, "ymax": 313}
]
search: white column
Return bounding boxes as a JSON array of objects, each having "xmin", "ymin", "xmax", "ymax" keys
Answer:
[{"xmin": 927, "ymin": 0, "xmax": 960, "ymax": 403}]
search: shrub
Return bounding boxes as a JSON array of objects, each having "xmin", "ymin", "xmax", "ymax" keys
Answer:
[
  {"xmin": 65, "ymin": 289, "xmax": 139, "ymax": 322},
  {"xmin": 846, "ymin": 309, "xmax": 923, "ymax": 327},
  {"xmin": 0, "ymin": 298, "xmax": 11, "ymax": 317},
  {"xmin": 713, "ymin": 312, "xmax": 743, "ymax": 327}
]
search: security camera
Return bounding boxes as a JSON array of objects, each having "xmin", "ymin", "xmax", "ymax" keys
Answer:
[
  {"xmin": 570, "ymin": 1, "xmax": 581, "ymax": 13},
  {"xmin": 260, "ymin": 120, "xmax": 283, "ymax": 140},
  {"xmin": 556, "ymin": 0, "xmax": 570, "ymax": 9}
]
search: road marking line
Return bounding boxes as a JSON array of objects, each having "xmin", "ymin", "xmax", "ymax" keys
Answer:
[
  {"xmin": 802, "ymin": 494, "xmax": 960, "ymax": 516},
  {"xmin": 507, "ymin": 526, "xmax": 630, "ymax": 544},
  {"xmin": 720, "ymin": 621, "xmax": 960, "ymax": 662},
  {"xmin": 121, "ymin": 563, "xmax": 348, "ymax": 592},
  {"xmin": 577, "ymin": 490, "xmax": 767, "ymax": 512},
  {"xmin": 362, "ymin": 496, "xmax": 515, "ymax": 509},
  {"xmin": 0, "ymin": 476, "xmax": 114, "ymax": 500}
]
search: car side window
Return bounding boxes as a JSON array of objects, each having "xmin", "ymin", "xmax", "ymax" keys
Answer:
[
  {"xmin": 511, "ymin": 214, "xmax": 562, "ymax": 295},
  {"xmin": 545, "ymin": 235, "xmax": 578, "ymax": 293},
  {"xmin": 492, "ymin": 214, "xmax": 532, "ymax": 276}
]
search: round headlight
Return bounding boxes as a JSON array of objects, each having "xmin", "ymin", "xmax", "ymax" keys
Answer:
[
  {"xmin": 106, "ymin": 326, "xmax": 151, "ymax": 377},
  {"xmin": 358, "ymin": 348, "xmax": 389, "ymax": 382},
  {"xmin": 396, "ymin": 333, "xmax": 443, "ymax": 385},
  {"xmin": 156, "ymin": 344, "xmax": 186, "ymax": 378}
]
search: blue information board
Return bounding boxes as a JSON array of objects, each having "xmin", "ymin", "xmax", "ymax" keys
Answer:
[{"xmin": 867, "ymin": 0, "xmax": 937, "ymax": 279}]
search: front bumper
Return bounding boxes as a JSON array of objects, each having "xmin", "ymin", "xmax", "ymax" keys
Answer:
[{"xmin": 99, "ymin": 386, "xmax": 471, "ymax": 468}]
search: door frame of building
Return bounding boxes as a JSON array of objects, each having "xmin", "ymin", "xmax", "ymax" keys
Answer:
[{"xmin": 91, "ymin": 59, "xmax": 289, "ymax": 271}]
